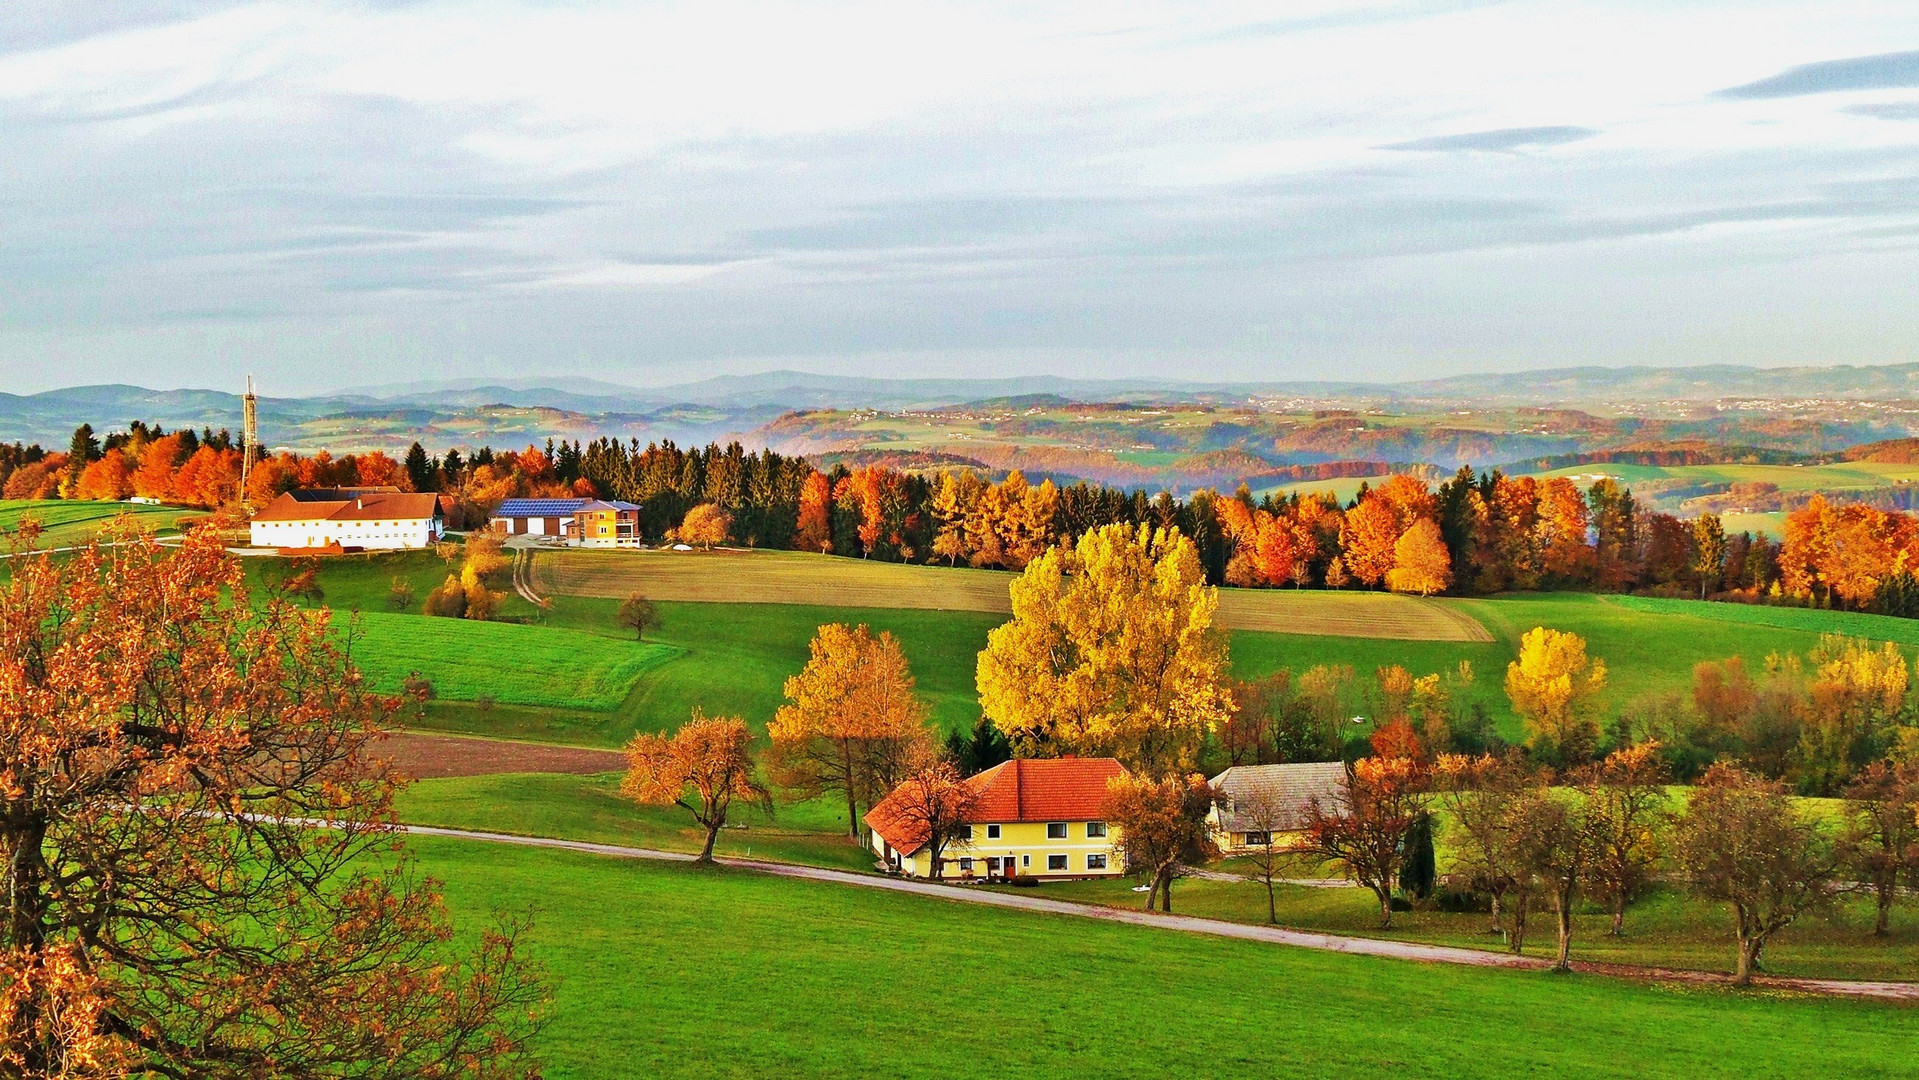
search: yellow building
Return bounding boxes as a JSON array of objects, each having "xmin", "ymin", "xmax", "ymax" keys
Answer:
[
  {"xmin": 565, "ymin": 500, "xmax": 641, "ymax": 546},
  {"xmin": 865, "ymin": 757, "xmax": 1128, "ymax": 880},
  {"xmin": 1206, "ymin": 762, "xmax": 1348, "ymax": 852}
]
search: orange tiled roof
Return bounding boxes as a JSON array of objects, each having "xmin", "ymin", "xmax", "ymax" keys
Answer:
[
  {"xmin": 252, "ymin": 490, "xmax": 441, "ymax": 523},
  {"xmin": 864, "ymin": 757, "xmax": 1126, "ymax": 856}
]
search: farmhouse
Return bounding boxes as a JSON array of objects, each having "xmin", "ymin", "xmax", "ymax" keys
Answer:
[
  {"xmin": 1206, "ymin": 762, "xmax": 1348, "ymax": 852},
  {"xmin": 865, "ymin": 757, "xmax": 1127, "ymax": 880},
  {"xmin": 249, "ymin": 487, "xmax": 443, "ymax": 550},
  {"xmin": 490, "ymin": 497, "xmax": 590, "ymax": 538},
  {"xmin": 567, "ymin": 500, "xmax": 642, "ymax": 546}
]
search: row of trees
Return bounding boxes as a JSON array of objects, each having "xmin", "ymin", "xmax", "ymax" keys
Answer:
[{"xmin": 1294, "ymin": 746, "xmax": 1918, "ymax": 983}]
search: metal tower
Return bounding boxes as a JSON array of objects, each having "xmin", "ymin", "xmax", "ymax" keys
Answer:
[{"xmin": 240, "ymin": 375, "xmax": 258, "ymax": 506}]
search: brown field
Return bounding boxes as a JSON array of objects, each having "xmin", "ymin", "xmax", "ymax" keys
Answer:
[
  {"xmin": 534, "ymin": 548, "xmax": 1490, "ymax": 642},
  {"xmin": 379, "ymin": 732, "xmax": 624, "ymax": 779}
]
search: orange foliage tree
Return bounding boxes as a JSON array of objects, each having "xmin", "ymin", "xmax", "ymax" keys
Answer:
[
  {"xmin": 0, "ymin": 527, "xmax": 544, "ymax": 1076},
  {"xmin": 1384, "ymin": 517, "xmax": 1452, "ymax": 595},
  {"xmin": 1297, "ymin": 756, "xmax": 1430, "ymax": 927},
  {"xmin": 768, "ymin": 623, "xmax": 934, "ymax": 837},
  {"xmin": 1102, "ymin": 773, "xmax": 1218, "ymax": 912},
  {"xmin": 622, "ymin": 711, "xmax": 772, "ymax": 863},
  {"xmin": 679, "ymin": 503, "xmax": 733, "ymax": 549}
]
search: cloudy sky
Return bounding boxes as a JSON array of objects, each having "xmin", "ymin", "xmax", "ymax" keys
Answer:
[{"xmin": 1, "ymin": 1, "xmax": 1916, "ymax": 394}]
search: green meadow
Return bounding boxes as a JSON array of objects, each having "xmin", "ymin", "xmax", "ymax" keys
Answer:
[
  {"xmin": 0, "ymin": 498, "xmax": 193, "ymax": 546},
  {"xmin": 415, "ymin": 835, "xmax": 1919, "ymax": 1080}
]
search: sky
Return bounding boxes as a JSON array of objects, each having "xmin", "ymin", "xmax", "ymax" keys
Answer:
[{"xmin": 1, "ymin": 1, "xmax": 1917, "ymax": 395}]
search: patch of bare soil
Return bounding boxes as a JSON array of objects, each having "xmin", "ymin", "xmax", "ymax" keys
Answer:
[{"xmin": 378, "ymin": 732, "xmax": 624, "ymax": 779}]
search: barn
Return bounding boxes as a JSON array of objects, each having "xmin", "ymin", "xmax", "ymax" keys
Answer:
[{"xmin": 490, "ymin": 498, "xmax": 590, "ymax": 537}]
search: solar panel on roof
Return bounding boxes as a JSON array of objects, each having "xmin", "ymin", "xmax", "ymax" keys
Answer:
[{"xmin": 494, "ymin": 498, "xmax": 590, "ymax": 516}]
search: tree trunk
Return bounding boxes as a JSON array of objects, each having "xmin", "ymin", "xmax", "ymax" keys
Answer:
[
  {"xmin": 840, "ymin": 741, "xmax": 860, "ymax": 839},
  {"xmin": 1508, "ymin": 901, "xmax": 1528, "ymax": 954},
  {"xmin": 1158, "ymin": 870, "xmax": 1174, "ymax": 913},
  {"xmin": 1734, "ymin": 932, "xmax": 1759, "ymax": 986},
  {"xmin": 1876, "ymin": 886, "xmax": 1893, "ymax": 937},
  {"xmin": 1140, "ymin": 878, "xmax": 1158, "ymax": 912},
  {"xmin": 1265, "ymin": 880, "xmax": 1278, "ymax": 924},
  {"xmin": 1488, "ymin": 891, "xmax": 1503, "ymax": 938},
  {"xmin": 1553, "ymin": 899, "xmax": 1574, "ymax": 973},
  {"xmin": 1609, "ymin": 895, "xmax": 1626, "ymax": 937},
  {"xmin": 697, "ymin": 820, "xmax": 721, "ymax": 865},
  {"xmin": 1374, "ymin": 886, "xmax": 1393, "ymax": 929}
]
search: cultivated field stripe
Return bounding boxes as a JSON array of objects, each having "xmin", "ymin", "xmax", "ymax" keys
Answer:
[
  {"xmin": 535, "ymin": 548, "xmax": 1491, "ymax": 642},
  {"xmin": 395, "ymin": 822, "xmax": 1918, "ymax": 1000}
]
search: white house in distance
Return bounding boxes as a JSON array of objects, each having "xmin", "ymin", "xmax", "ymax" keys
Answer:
[
  {"xmin": 250, "ymin": 487, "xmax": 444, "ymax": 550},
  {"xmin": 489, "ymin": 497, "xmax": 590, "ymax": 538}
]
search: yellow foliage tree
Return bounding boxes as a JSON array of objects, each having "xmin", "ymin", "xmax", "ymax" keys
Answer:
[
  {"xmin": 768, "ymin": 623, "xmax": 934, "ymax": 837},
  {"xmin": 1385, "ymin": 517, "xmax": 1452, "ymax": 596},
  {"xmin": 680, "ymin": 502, "xmax": 733, "ymax": 549},
  {"xmin": 976, "ymin": 523, "xmax": 1230, "ymax": 776},
  {"xmin": 1505, "ymin": 626, "xmax": 1608, "ymax": 758}
]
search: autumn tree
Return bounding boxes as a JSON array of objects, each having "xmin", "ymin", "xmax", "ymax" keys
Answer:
[
  {"xmin": 1339, "ymin": 494, "xmax": 1400, "ymax": 588},
  {"xmin": 794, "ymin": 471, "xmax": 833, "ymax": 554},
  {"xmin": 1505, "ymin": 627, "xmax": 1608, "ymax": 761},
  {"xmin": 1434, "ymin": 752, "xmax": 1536, "ymax": 939},
  {"xmin": 622, "ymin": 711, "xmax": 772, "ymax": 863},
  {"xmin": 769, "ymin": 623, "xmax": 934, "ymax": 837},
  {"xmin": 387, "ymin": 575, "xmax": 416, "ymax": 611},
  {"xmin": 1673, "ymin": 764, "xmax": 1839, "ymax": 984},
  {"xmin": 1385, "ymin": 517, "xmax": 1452, "ymax": 596},
  {"xmin": 977, "ymin": 523, "xmax": 1230, "ymax": 776},
  {"xmin": 1102, "ymin": 773, "xmax": 1218, "ymax": 913},
  {"xmin": 1692, "ymin": 512, "xmax": 1726, "ymax": 599},
  {"xmin": 1508, "ymin": 787, "xmax": 1600, "ymax": 971},
  {"xmin": 0, "ymin": 527, "xmax": 544, "ymax": 1077},
  {"xmin": 679, "ymin": 502, "xmax": 733, "ymax": 549},
  {"xmin": 1298, "ymin": 756, "xmax": 1429, "ymax": 928},
  {"xmin": 1840, "ymin": 761, "xmax": 1919, "ymax": 937},
  {"xmin": 870, "ymin": 762, "xmax": 982, "ymax": 880},
  {"xmin": 1578, "ymin": 742, "xmax": 1671, "ymax": 936},
  {"xmin": 618, "ymin": 591, "xmax": 660, "ymax": 640}
]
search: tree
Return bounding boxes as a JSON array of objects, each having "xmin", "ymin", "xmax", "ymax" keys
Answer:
[
  {"xmin": 1840, "ymin": 761, "xmax": 1919, "ymax": 937},
  {"xmin": 977, "ymin": 523, "xmax": 1231, "ymax": 776},
  {"xmin": 680, "ymin": 502, "xmax": 732, "ymax": 549},
  {"xmin": 1399, "ymin": 811, "xmax": 1437, "ymax": 900},
  {"xmin": 405, "ymin": 440, "xmax": 436, "ymax": 491},
  {"xmin": 1298, "ymin": 756, "xmax": 1429, "ymax": 928},
  {"xmin": 871, "ymin": 762, "xmax": 982, "ymax": 880},
  {"xmin": 1505, "ymin": 627, "xmax": 1607, "ymax": 761},
  {"xmin": 618, "ymin": 592, "xmax": 660, "ymax": 641},
  {"xmin": 794, "ymin": 471, "xmax": 833, "ymax": 554},
  {"xmin": 768, "ymin": 623, "xmax": 934, "ymax": 838},
  {"xmin": 1339, "ymin": 495, "xmax": 1400, "ymax": 588},
  {"xmin": 423, "ymin": 574, "xmax": 467, "ymax": 618},
  {"xmin": 1508, "ymin": 787, "xmax": 1600, "ymax": 972},
  {"xmin": 1435, "ymin": 752, "xmax": 1536, "ymax": 939},
  {"xmin": 1673, "ymin": 764, "xmax": 1839, "ymax": 984},
  {"xmin": 1102, "ymin": 773, "xmax": 1218, "ymax": 913},
  {"xmin": 621, "ymin": 711, "xmax": 772, "ymax": 864},
  {"xmin": 387, "ymin": 575, "xmax": 417, "ymax": 611},
  {"xmin": 0, "ymin": 528, "xmax": 544, "ymax": 1077},
  {"xmin": 944, "ymin": 715, "xmax": 1012, "ymax": 775},
  {"xmin": 1692, "ymin": 512, "xmax": 1726, "ymax": 599},
  {"xmin": 1578, "ymin": 742, "xmax": 1670, "ymax": 935},
  {"xmin": 1231, "ymin": 787, "xmax": 1299, "ymax": 923},
  {"xmin": 1385, "ymin": 518, "xmax": 1452, "ymax": 596}
]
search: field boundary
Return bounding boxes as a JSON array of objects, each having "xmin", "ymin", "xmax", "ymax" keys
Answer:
[
  {"xmin": 399, "ymin": 822, "xmax": 1918, "ymax": 1001},
  {"xmin": 536, "ymin": 548, "xmax": 1492, "ymax": 642}
]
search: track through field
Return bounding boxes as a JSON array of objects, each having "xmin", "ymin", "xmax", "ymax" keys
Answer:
[{"xmin": 534, "ymin": 548, "xmax": 1491, "ymax": 642}]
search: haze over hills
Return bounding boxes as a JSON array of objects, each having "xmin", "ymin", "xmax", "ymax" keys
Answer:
[{"xmin": 7, "ymin": 362, "xmax": 1919, "ymax": 459}]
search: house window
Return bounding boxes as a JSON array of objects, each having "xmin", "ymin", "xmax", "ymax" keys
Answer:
[
  {"xmin": 1086, "ymin": 853, "xmax": 1108, "ymax": 870},
  {"xmin": 1245, "ymin": 831, "xmax": 1272, "ymax": 846},
  {"xmin": 986, "ymin": 824, "xmax": 1001, "ymax": 839},
  {"xmin": 1047, "ymin": 854, "xmax": 1068, "ymax": 871},
  {"xmin": 956, "ymin": 824, "xmax": 973, "ymax": 841},
  {"xmin": 1021, "ymin": 855, "xmax": 1030, "ymax": 868},
  {"xmin": 1085, "ymin": 821, "xmax": 1107, "ymax": 838},
  {"xmin": 959, "ymin": 858, "xmax": 974, "ymax": 873},
  {"xmin": 1046, "ymin": 822, "xmax": 1067, "ymax": 839}
]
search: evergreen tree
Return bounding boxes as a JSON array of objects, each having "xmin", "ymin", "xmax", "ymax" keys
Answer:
[
  {"xmin": 1399, "ymin": 811, "xmax": 1436, "ymax": 900},
  {"xmin": 404, "ymin": 441, "xmax": 435, "ymax": 491}
]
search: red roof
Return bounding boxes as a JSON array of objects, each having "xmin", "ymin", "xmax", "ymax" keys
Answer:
[
  {"xmin": 864, "ymin": 757, "xmax": 1126, "ymax": 856},
  {"xmin": 253, "ymin": 490, "xmax": 441, "ymax": 523}
]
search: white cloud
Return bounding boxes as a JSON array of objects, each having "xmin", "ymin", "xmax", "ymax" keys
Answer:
[{"xmin": 0, "ymin": 1, "xmax": 1916, "ymax": 391}]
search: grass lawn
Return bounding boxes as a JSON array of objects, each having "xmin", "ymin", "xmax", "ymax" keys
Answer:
[
  {"xmin": 398, "ymin": 772, "xmax": 874, "ymax": 871},
  {"xmin": 415, "ymin": 835, "xmax": 1919, "ymax": 1080},
  {"xmin": 0, "ymin": 499, "xmax": 194, "ymax": 546},
  {"xmin": 338, "ymin": 610, "xmax": 680, "ymax": 710}
]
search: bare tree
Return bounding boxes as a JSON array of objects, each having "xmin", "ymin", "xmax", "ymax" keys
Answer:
[
  {"xmin": 1232, "ymin": 789, "xmax": 1298, "ymax": 923},
  {"xmin": 1673, "ymin": 764, "xmax": 1839, "ymax": 984},
  {"xmin": 1435, "ymin": 752, "xmax": 1536, "ymax": 940},
  {"xmin": 1577, "ymin": 742, "xmax": 1671, "ymax": 936},
  {"xmin": 1840, "ymin": 761, "xmax": 1919, "ymax": 937}
]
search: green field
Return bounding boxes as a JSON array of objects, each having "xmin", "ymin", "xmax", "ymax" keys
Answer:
[
  {"xmin": 0, "ymin": 498, "xmax": 193, "ymax": 546},
  {"xmin": 338, "ymin": 610, "xmax": 680, "ymax": 710},
  {"xmin": 416, "ymin": 835, "xmax": 1919, "ymax": 1080},
  {"xmin": 1513, "ymin": 460, "xmax": 1919, "ymax": 492},
  {"xmin": 279, "ymin": 550, "xmax": 1919, "ymax": 748}
]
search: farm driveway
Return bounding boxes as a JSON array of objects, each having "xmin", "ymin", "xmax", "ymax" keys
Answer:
[{"xmin": 398, "ymin": 823, "xmax": 1918, "ymax": 1001}]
